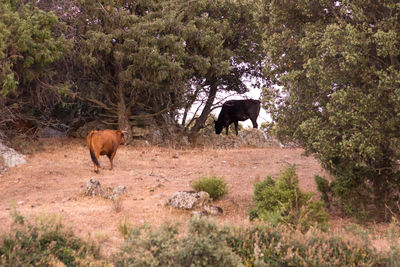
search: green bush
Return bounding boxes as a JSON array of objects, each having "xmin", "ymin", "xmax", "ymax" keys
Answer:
[
  {"xmin": 3, "ymin": 210, "xmax": 400, "ymax": 266},
  {"xmin": 114, "ymin": 217, "xmax": 242, "ymax": 267},
  {"xmin": 227, "ymin": 224, "xmax": 389, "ymax": 266},
  {"xmin": 190, "ymin": 175, "xmax": 228, "ymax": 200},
  {"xmin": 0, "ymin": 209, "xmax": 102, "ymax": 266},
  {"xmin": 250, "ymin": 165, "xmax": 329, "ymax": 232},
  {"xmin": 114, "ymin": 216, "xmax": 399, "ymax": 266},
  {"xmin": 315, "ymin": 175, "xmax": 331, "ymax": 206}
]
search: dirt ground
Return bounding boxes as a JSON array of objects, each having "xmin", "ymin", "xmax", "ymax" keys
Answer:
[{"xmin": 0, "ymin": 137, "xmax": 351, "ymax": 252}]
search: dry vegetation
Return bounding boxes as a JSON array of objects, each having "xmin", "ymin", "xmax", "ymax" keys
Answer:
[{"xmin": 0, "ymin": 138, "xmax": 393, "ymax": 254}]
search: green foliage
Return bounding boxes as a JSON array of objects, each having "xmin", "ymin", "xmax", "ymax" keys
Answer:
[
  {"xmin": 228, "ymin": 224, "xmax": 391, "ymax": 266},
  {"xmin": 114, "ymin": 217, "xmax": 243, "ymax": 267},
  {"xmin": 190, "ymin": 175, "xmax": 228, "ymax": 200},
  {"xmin": 315, "ymin": 175, "xmax": 331, "ymax": 207},
  {"xmin": 115, "ymin": 216, "xmax": 399, "ymax": 266},
  {"xmin": 262, "ymin": 0, "xmax": 400, "ymax": 219},
  {"xmin": 0, "ymin": 0, "xmax": 70, "ymax": 96},
  {"xmin": 0, "ymin": 210, "xmax": 102, "ymax": 266},
  {"xmin": 250, "ymin": 166, "xmax": 329, "ymax": 232},
  {"xmin": 73, "ymin": 0, "xmax": 266, "ymax": 135},
  {"xmin": 3, "ymin": 211, "xmax": 400, "ymax": 266}
]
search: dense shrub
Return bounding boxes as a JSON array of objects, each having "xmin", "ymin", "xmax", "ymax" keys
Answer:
[
  {"xmin": 115, "ymin": 217, "xmax": 400, "ymax": 266},
  {"xmin": 114, "ymin": 218, "xmax": 242, "ymax": 267},
  {"xmin": 315, "ymin": 174, "xmax": 371, "ymax": 220},
  {"xmin": 315, "ymin": 175, "xmax": 331, "ymax": 206},
  {"xmin": 227, "ymin": 224, "xmax": 391, "ymax": 266},
  {"xmin": 263, "ymin": 1, "xmax": 400, "ymax": 221},
  {"xmin": 0, "ymin": 209, "xmax": 102, "ymax": 266},
  {"xmin": 250, "ymin": 165, "xmax": 329, "ymax": 232},
  {"xmin": 190, "ymin": 175, "xmax": 228, "ymax": 200},
  {"xmin": 2, "ymin": 210, "xmax": 400, "ymax": 266}
]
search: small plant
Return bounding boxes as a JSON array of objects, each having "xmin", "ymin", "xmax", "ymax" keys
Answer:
[
  {"xmin": 249, "ymin": 165, "xmax": 329, "ymax": 232},
  {"xmin": 114, "ymin": 217, "xmax": 242, "ymax": 266},
  {"xmin": 190, "ymin": 175, "xmax": 228, "ymax": 200},
  {"xmin": 315, "ymin": 175, "xmax": 331, "ymax": 207},
  {"xmin": 0, "ymin": 209, "xmax": 102, "ymax": 266}
]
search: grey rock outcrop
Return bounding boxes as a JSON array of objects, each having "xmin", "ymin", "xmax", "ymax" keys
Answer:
[
  {"xmin": 234, "ymin": 129, "xmax": 280, "ymax": 148},
  {"xmin": 85, "ymin": 179, "xmax": 103, "ymax": 196},
  {"xmin": 193, "ymin": 129, "xmax": 280, "ymax": 149},
  {"xmin": 84, "ymin": 179, "xmax": 126, "ymax": 200},
  {"xmin": 0, "ymin": 143, "xmax": 26, "ymax": 168},
  {"xmin": 166, "ymin": 191, "xmax": 210, "ymax": 209},
  {"xmin": 204, "ymin": 205, "xmax": 223, "ymax": 216}
]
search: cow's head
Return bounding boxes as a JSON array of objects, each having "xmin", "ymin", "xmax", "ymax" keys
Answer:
[
  {"xmin": 116, "ymin": 130, "xmax": 126, "ymax": 145},
  {"xmin": 214, "ymin": 120, "xmax": 223, "ymax": 135}
]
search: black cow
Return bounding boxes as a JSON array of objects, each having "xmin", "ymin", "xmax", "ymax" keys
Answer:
[{"xmin": 214, "ymin": 99, "xmax": 261, "ymax": 135}]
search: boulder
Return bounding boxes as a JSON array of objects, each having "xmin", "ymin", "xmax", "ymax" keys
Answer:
[
  {"xmin": 111, "ymin": 185, "xmax": 126, "ymax": 200},
  {"xmin": 166, "ymin": 191, "xmax": 210, "ymax": 210},
  {"xmin": 234, "ymin": 129, "xmax": 280, "ymax": 148},
  {"xmin": 204, "ymin": 205, "xmax": 223, "ymax": 216},
  {"xmin": 0, "ymin": 143, "xmax": 26, "ymax": 168},
  {"xmin": 85, "ymin": 179, "xmax": 102, "ymax": 197},
  {"xmin": 84, "ymin": 179, "xmax": 126, "ymax": 200},
  {"xmin": 193, "ymin": 129, "xmax": 280, "ymax": 149},
  {"xmin": 37, "ymin": 127, "xmax": 66, "ymax": 138}
]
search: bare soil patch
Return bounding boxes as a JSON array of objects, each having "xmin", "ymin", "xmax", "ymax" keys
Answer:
[{"xmin": 0, "ymin": 137, "xmax": 342, "ymax": 252}]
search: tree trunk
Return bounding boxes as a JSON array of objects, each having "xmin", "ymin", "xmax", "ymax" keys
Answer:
[
  {"xmin": 117, "ymin": 83, "xmax": 133, "ymax": 144},
  {"xmin": 191, "ymin": 83, "xmax": 218, "ymax": 133}
]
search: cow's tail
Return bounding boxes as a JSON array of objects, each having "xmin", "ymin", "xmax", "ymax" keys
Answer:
[
  {"xmin": 257, "ymin": 100, "xmax": 261, "ymax": 116},
  {"xmin": 88, "ymin": 131, "xmax": 100, "ymax": 168}
]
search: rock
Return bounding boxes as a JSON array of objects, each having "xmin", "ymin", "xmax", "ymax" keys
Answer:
[
  {"xmin": 192, "ymin": 210, "xmax": 209, "ymax": 217},
  {"xmin": 204, "ymin": 205, "xmax": 223, "ymax": 216},
  {"xmin": 37, "ymin": 127, "xmax": 66, "ymax": 138},
  {"xmin": 192, "ymin": 129, "xmax": 280, "ymax": 149},
  {"xmin": 166, "ymin": 191, "xmax": 210, "ymax": 210},
  {"xmin": 111, "ymin": 185, "xmax": 126, "ymax": 200},
  {"xmin": 151, "ymin": 130, "xmax": 164, "ymax": 145},
  {"xmin": 85, "ymin": 179, "xmax": 103, "ymax": 196},
  {"xmin": 0, "ymin": 143, "xmax": 26, "ymax": 168},
  {"xmin": 234, "ymin": 129, "xmax": 280, "ymax": 148},
  {"xmin": 85, "ymin": 180, "xmax": 127, "ymax": 200}
]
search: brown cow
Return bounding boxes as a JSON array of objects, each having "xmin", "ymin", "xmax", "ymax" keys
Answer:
[{"xmin": 86, "ymin": 129, "xmax": 125, "ymax": 173}]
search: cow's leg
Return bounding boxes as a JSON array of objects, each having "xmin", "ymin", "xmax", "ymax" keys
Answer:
[
  {"xmin": 234, "ymin": 121, "xmax": 239, "ymax": 136},
  {"xmin": 225, "ymin": 123, "xmax": 229, "ymax": 135},
  {"xmin": 94, "ymin": 151, "xmax": 100, "ymax": 173},
  {"xmin": 107, "ymin": 151, "xmax": 117, "ymax": 170},
  {"xmin": 251, "ymin": 118, "xmax": 258, "ymax": 129}
]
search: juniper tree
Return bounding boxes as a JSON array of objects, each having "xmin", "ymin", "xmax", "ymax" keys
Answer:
[
  {"xmin": 262, "ymin": 0, "xmax": 400, "ymax": 220},
  {"xmin": 0, "ymin": 0, "xmax": 70, "ymax": 132}
]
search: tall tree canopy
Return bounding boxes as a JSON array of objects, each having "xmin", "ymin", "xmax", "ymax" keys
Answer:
[
  {"xmin": 72, "ymin": 0, "xmax": 190, "ymax": 141},
  {"xmin": 0, "ymin": 0, "xmax": 70, "ymax": 134},
  {"xmin": 262, "ymin": 0, "xmax": 400, "ymax": 219},
  {"xmin": 70, "ymin": 0, "xmax": 266, "ymax": 140}
]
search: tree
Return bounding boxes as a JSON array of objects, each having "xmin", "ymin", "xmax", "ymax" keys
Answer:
[
  {"xmin": 178, "ymin": 0, "xmax": 267, "ymax": 133},
  {"xmin": 0, "ymin": 0, "xmax": 71, "ymax": 135},
  {"xmin": 262, "ymin": 0, "xmax": 400, "ymax": 219},
  {"xmin": 71, "ymin": 0, "xmax": 266, "ymax": 140},
  {"xmin": 71, "ymin": 0, "xmax": 190, "ymax": 142}
]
